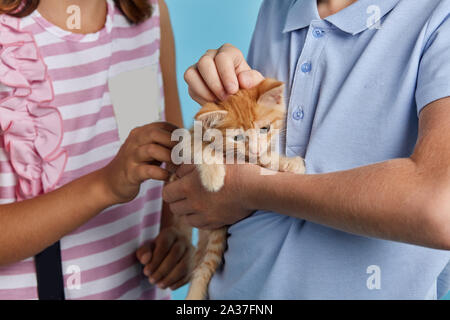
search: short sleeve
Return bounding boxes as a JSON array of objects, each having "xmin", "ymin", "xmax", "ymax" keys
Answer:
[
  {"xmin": 246, "ymin": 0, "xmax": 294, "ymax": 74},
  {"xmin": 416, "ymin": 15, "xmax": 450, "ymax": 114},
  {"xmin": 246, "ymin": 0, "xmax": 269, "ymax": 69}
]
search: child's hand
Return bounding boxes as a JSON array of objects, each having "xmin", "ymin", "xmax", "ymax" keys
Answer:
[
  {"xmin": 136, "ymin": 226, "xmax": 195, "ymax": 290},
  {"xmin": 184, "ymin": 43, "xmax": 264, "ymax": 105},
  {"xmin": 163, "ymin": 164, "xmax": 256, "ymax": 230},
  {"xmin": 99, "ymin": 122, "xmax": 178, "ymax": 204}
]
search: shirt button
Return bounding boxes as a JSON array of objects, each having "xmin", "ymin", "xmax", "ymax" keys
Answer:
[
  {"xmin": 301, "ymin": 62, "xmax": 312, "ymax": 73},
  {"xmin": 312, "ymin": 27, "xmax": 325, "ymax": 38},
  {"xmin": 292, "ymin": 107, "xmax": 304, "ymax": 121}
]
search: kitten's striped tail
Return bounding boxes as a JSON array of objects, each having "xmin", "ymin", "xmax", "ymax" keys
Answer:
[{"xmin": 186, "ymin": 227, "xmax": 228, "ymax": 300}]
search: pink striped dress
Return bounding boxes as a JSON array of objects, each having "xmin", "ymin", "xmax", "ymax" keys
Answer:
[{"xmin": 0, "ymin": 0, "xmax": 170, "ymax": 299}]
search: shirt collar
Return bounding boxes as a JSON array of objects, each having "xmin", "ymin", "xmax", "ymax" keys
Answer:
[{"xmin": 283, "ymin": 0, "xmax": 401, "ymax": 35}]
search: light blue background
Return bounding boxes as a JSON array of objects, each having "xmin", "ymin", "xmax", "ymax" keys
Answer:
[
  {"xmin": 166, "ymin": 0, "xmax": 263, "ymax": 127},
  {"xmin": 164, "ymin": 0, "xmax": 450, "ymax": 301},
  {"xmin": 165, "ymin": 0, "xmax": 263, "ymax": 299}
]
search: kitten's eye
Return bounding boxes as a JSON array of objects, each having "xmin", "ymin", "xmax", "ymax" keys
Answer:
[
  {"xmin": 260, "ymin": 126, "xmax": 271, "ymax": 134},
  {"xmin": 234, "ymin": 134, "xmax": 245, "ymax": 142}
]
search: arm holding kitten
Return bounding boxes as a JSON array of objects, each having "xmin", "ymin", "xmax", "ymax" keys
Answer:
[{"xmin": 163, "ymin": 44, "xmax": 450, "ymax": 251}]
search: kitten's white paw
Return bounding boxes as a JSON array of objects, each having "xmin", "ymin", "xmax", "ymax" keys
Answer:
[
  {"xmin": 198, "ymin": 164, "xmax": 226, "ymax": 192},
  {"xmin": 283, "ymin": 157, "xmax": 306, "ymax": 174}
]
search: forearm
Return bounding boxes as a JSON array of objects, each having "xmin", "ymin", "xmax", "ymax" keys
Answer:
[
  {"xmin": 159, "ymin": 0, "xmax": 183, "ymax": 128},
  {"xmin": 0, "ymin": 169, "xmax": 115, "ymax": 266},
  {"xmin": 248, "ymin": 157, "xmax": 449, "ymax": 249}
]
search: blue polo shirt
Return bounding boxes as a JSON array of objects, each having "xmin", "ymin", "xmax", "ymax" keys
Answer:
[{"xmin": 209, "ymin": 0, "xmax": 450, "ymax": 299}]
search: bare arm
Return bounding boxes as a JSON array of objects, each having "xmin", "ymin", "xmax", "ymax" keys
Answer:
[
  {"xmin": 164, "ymin": 44, "xmax": 450, "ymax": 250},
  {"xmin": 159, "ymin": 0, "xmax": 183, "ymax": 129},
  {"xmin": 164, "ymin": 98, "xmax": 450, "ymax": 250},
  {"xmin": 246, "ymin": 98, "xmax": 450, "ymax": 249},
  {"xmin": 0, "ymin": 122, "xmax": 177, "ymax": 266},
  {"xmin": 0, "ymin": 171, "xmax": 112, "ymax": 265},
  {"xmin": 158, "ymin": 0, "xmax": 188, "ymax": 233}
]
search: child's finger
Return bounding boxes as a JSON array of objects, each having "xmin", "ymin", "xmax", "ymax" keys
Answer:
[
  {"xmin": 136, "ymin": 243, "xmax": 153, "ymax": 265},
  {"xmin": 162, "ymin": 178, "xmax": 190, "ymax": 204},
  {"xmin": 197, "ymin": 52, "xmax": 228, "ymax": 101},
  {"xmin": 149, "ymin": 241, "xmax": 186, "ymax": 285},
  {"xmin": 188, "ymin": 87, "xmax": 209, "ymax": 106},
  {"xmin": 143, "ymin": 122, "xmax": 179, "ymax": 135},
  {"xmin": 185, "ymin": 66, "xmax": 217, "ymax": 103},
  {"xmin": 170, "ymin": 274, "xmax": 192, "ymax": 291},
  {"xmin": 215, "ymin": 47, "xmax": 241, "ymax": 94},
  {"xmin": 135, "ymin": 165, "xmax": 170, "ymax": 182},
  {"xmin": 168, "ymin": 200, "xmax": 193, "ymax": 217},
  {"xmin": 238, "ymin": 70, "xmax": 265, "ymax": 89},
  {"xmin": 157, "ymin": 252, "xmax": 192, "ymax": 289},
  {"xmin": 135, "ymin": 127, "xmax": 177, "ymax": 149},
  {"xmin": 175, "ymin": 164, "xmax": 196, "ymax": 178},
  {"xmin": 144, "ymin": 232, "xmax": 177, "ymax": 275},
  {"xmin": 135, "ymin": 144, "xmax": 172, "ymax": 164},
  {"xmin": 165, "ymin": 162, "xmax": 178, "ymax": 174}
]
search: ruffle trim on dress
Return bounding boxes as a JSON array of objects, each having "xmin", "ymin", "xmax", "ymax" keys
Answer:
[{"xmin": 0, "ymin": 14, "xmax": 67, "ymax": 201}]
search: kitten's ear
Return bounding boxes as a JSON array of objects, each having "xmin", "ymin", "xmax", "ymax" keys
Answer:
[
  {"xmin": 195, "ymin": 103, "xmax": 228, "ymax": 128},
  {"xmin": 257, "ymin": 79, "xmax": 285, "ymax": 111}
]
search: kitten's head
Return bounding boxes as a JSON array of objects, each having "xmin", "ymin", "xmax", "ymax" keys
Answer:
[{"xmin": 194, "ymin": 78, "xmax": 285, "ymax": 158}]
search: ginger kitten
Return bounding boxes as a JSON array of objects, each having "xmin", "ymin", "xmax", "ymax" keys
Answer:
[{"xmin": 184, "ymin": 79, "xmax": 305, "ymax": 300}]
